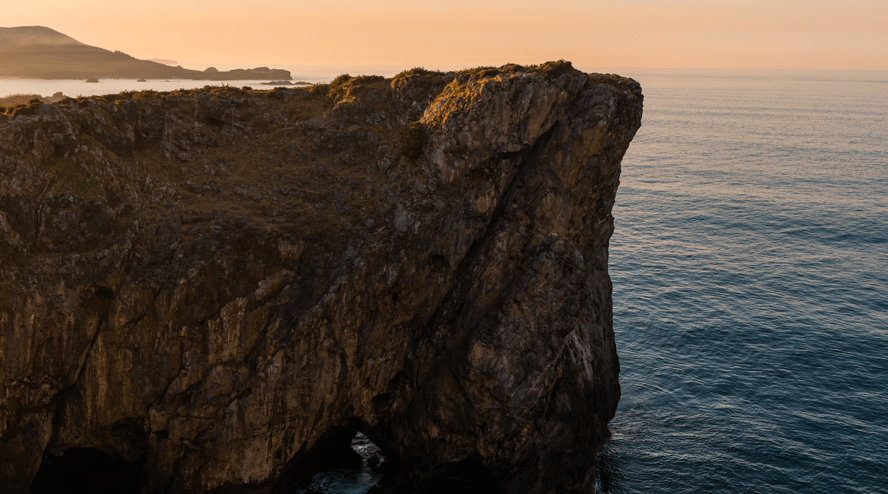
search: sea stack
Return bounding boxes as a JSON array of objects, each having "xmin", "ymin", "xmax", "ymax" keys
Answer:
[{"xmin": 0, "ymin": 61, "xmax": 642, "ymax": 493}]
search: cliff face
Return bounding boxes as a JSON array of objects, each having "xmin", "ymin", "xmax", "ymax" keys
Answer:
[{"xmin": 0, "ymin": 62, "xmax": 642, "ymax": 494}]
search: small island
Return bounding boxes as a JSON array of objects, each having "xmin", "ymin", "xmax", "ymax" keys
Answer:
[{"xmin": 0, "ymin": 26, "xmax": 292, "ymax": 81}]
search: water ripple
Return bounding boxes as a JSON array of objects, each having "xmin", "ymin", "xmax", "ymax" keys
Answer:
[{"xmin": 598, "ymin": 70, "xmax": 888, "ymax": 494}]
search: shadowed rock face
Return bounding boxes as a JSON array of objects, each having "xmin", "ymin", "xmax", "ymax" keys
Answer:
[{"xmin": 0, "ymin": 62, "xmax": 642, "ymax": 494}]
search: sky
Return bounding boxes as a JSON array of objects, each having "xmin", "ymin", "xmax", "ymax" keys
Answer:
[{"xmin": 4, "ymin": 0, "xmax": 887, "ymax": 71}]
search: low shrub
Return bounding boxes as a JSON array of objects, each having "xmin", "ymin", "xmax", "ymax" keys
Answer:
[
  {"xmin": 391, "ymin": 67, "xmax": 445, "ymax": 92},
  {"xmin": 351, "ymin": 75, "xmax": 384, "ymax": 85},
  {"xmin": 394, "ymin": 67, "xmax": 443, "ymax": 79},
  {"xmin": 132, "ymin": 90, "xmax": 158, "ymax": 101},
  {"xmin": 307, "ymin": 84, "xmax": 330, "ymax": 97},
  {"xmin": 0, "ymin": 93, "xmax": 43, "ymax": 106},
  {"xmin": 7, "ymin": 102, "xmax": 38, "ymax": 117},
  {"xmin": 331, "ymin": 74, "xmax": 352, "ymax": 86}
]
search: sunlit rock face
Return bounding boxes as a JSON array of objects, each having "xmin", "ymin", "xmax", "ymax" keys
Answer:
[{"xmin": 0, "ymin": 61, "xmax": 642, "ymax": 494}]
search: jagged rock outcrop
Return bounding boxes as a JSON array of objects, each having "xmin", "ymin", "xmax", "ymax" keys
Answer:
[{"xmin": 0, "ymin": 61, "xmax": 642, "ymax": 494}]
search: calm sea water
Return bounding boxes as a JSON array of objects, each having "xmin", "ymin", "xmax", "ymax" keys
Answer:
[
  {"xmin": 0, "ymin": 63, "xmax": 413, "ymax": 98},
  {"xmin": 5, "ymin": 68, "xmax": 887, "ymax": 493},
  {"xmin": 598, "ymin": 69, "xmax": 888, "ymax": 494}
]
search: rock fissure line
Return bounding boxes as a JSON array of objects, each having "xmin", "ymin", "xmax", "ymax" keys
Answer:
[
  {"xmin": 418, "ymin": 126, "xmax": 560, "ymax": 383},
  {"xmin": 46, "ymin": 307, "xmax": 106, "ymax": 454}
]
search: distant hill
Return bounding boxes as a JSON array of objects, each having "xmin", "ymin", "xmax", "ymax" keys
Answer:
[
  {"xmin": 148, "ymin": 58, "xmax": 177, "ymax": 66},
  {"xmin": 0, "ymin": 26, "xmax": 291, "ymax": 80}
]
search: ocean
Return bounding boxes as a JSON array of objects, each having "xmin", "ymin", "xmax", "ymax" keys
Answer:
[
  {"xmin": 4, "ymin": 67, "xmax": 886, "ymax": 493},
  {"xmin": 599, "ymin": 69, "xmax": 888, "ymax": 494}
]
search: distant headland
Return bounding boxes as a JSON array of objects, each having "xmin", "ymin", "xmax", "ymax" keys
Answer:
[{"xmin": 0, "ymin": 26, "xmax": 292, "ymax": 81}]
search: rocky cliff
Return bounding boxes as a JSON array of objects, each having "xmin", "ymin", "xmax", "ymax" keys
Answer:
[{"xmin": 0, "ymin": 61, "xmax": 642, "ymax": 494}]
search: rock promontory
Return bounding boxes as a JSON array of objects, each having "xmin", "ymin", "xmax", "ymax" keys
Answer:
[{"xmin": 0, "ymin": 61, "xmax": 642, "ymax": 493}]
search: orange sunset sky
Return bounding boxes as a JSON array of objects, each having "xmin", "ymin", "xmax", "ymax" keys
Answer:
[{"xmin": 4, "ymin": 0, "xmax": 887, "ymax": 71}]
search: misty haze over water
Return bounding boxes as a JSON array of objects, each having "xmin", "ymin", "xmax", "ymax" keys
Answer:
[{"xmin": 5, "ymin": 66, "xmax": 885, "ymax": 100}]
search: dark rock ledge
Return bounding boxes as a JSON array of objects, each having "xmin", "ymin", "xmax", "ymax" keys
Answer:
[{"xmin": 0, "ymin": 61, "xmax": 642, "ymax": 494}]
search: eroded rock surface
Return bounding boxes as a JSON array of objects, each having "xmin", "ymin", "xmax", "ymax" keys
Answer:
[{"xmin": 0, "ymin": 61, "xmax": 642, "ymax": 494}]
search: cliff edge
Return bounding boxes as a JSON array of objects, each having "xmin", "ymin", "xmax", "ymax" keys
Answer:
[{"xmin": 0, "ymin": 61, "xmax": 642, "ymax": 493}]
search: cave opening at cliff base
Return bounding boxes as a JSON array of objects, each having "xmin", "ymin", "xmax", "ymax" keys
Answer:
[
  {"xmin": 274, "ymin": 427, "xmax": 503, "ymax": 493},
  {"xmin": 31, "ymin": 447, "xmax": 143, "ymax": 494}
]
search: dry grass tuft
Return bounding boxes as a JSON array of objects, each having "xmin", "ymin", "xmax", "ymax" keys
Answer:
[
  {"xmin": 2, "ymin": 63, "xmax": 614, "ymax": 240},
  {"xmin": 2, "ymin": 100, "xmax": 42, "ymax": 117},
  {"xmin": 0, "ymin": 93, "xmax": 45, "ymax": 106},
  {"xmin": 391, "ymin": 67, "xmax": 444, "ymax": 92}
]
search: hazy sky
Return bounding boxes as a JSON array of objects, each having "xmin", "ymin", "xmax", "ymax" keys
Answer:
[{"xmin": 5, "ymin": 0, "xmax": 887, "ymax": 70}]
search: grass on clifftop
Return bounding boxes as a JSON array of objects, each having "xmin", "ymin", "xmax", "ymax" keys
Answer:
[
  {"xmin": 1, "ymin": 92, "xmax": 69, "ymax": 116},
  {"xmin": 1, "ymin": 61, "xmax": 639, "ymax": 242}
]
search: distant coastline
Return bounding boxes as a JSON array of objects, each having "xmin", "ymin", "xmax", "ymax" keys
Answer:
[
  {"xmin": 0, "ymin": 80, "xmax": 314, "ymax": 104},
  {"xmin": 0, "ymin": 79, "xmax": 320, "ymax": 100},
  {"xmin": 147, "ymin": 58, "xmax": 177, "ymax": 66},
  {"xmin": 0, "ymin": 26, "xmax": 292, "ymax": 81}
]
